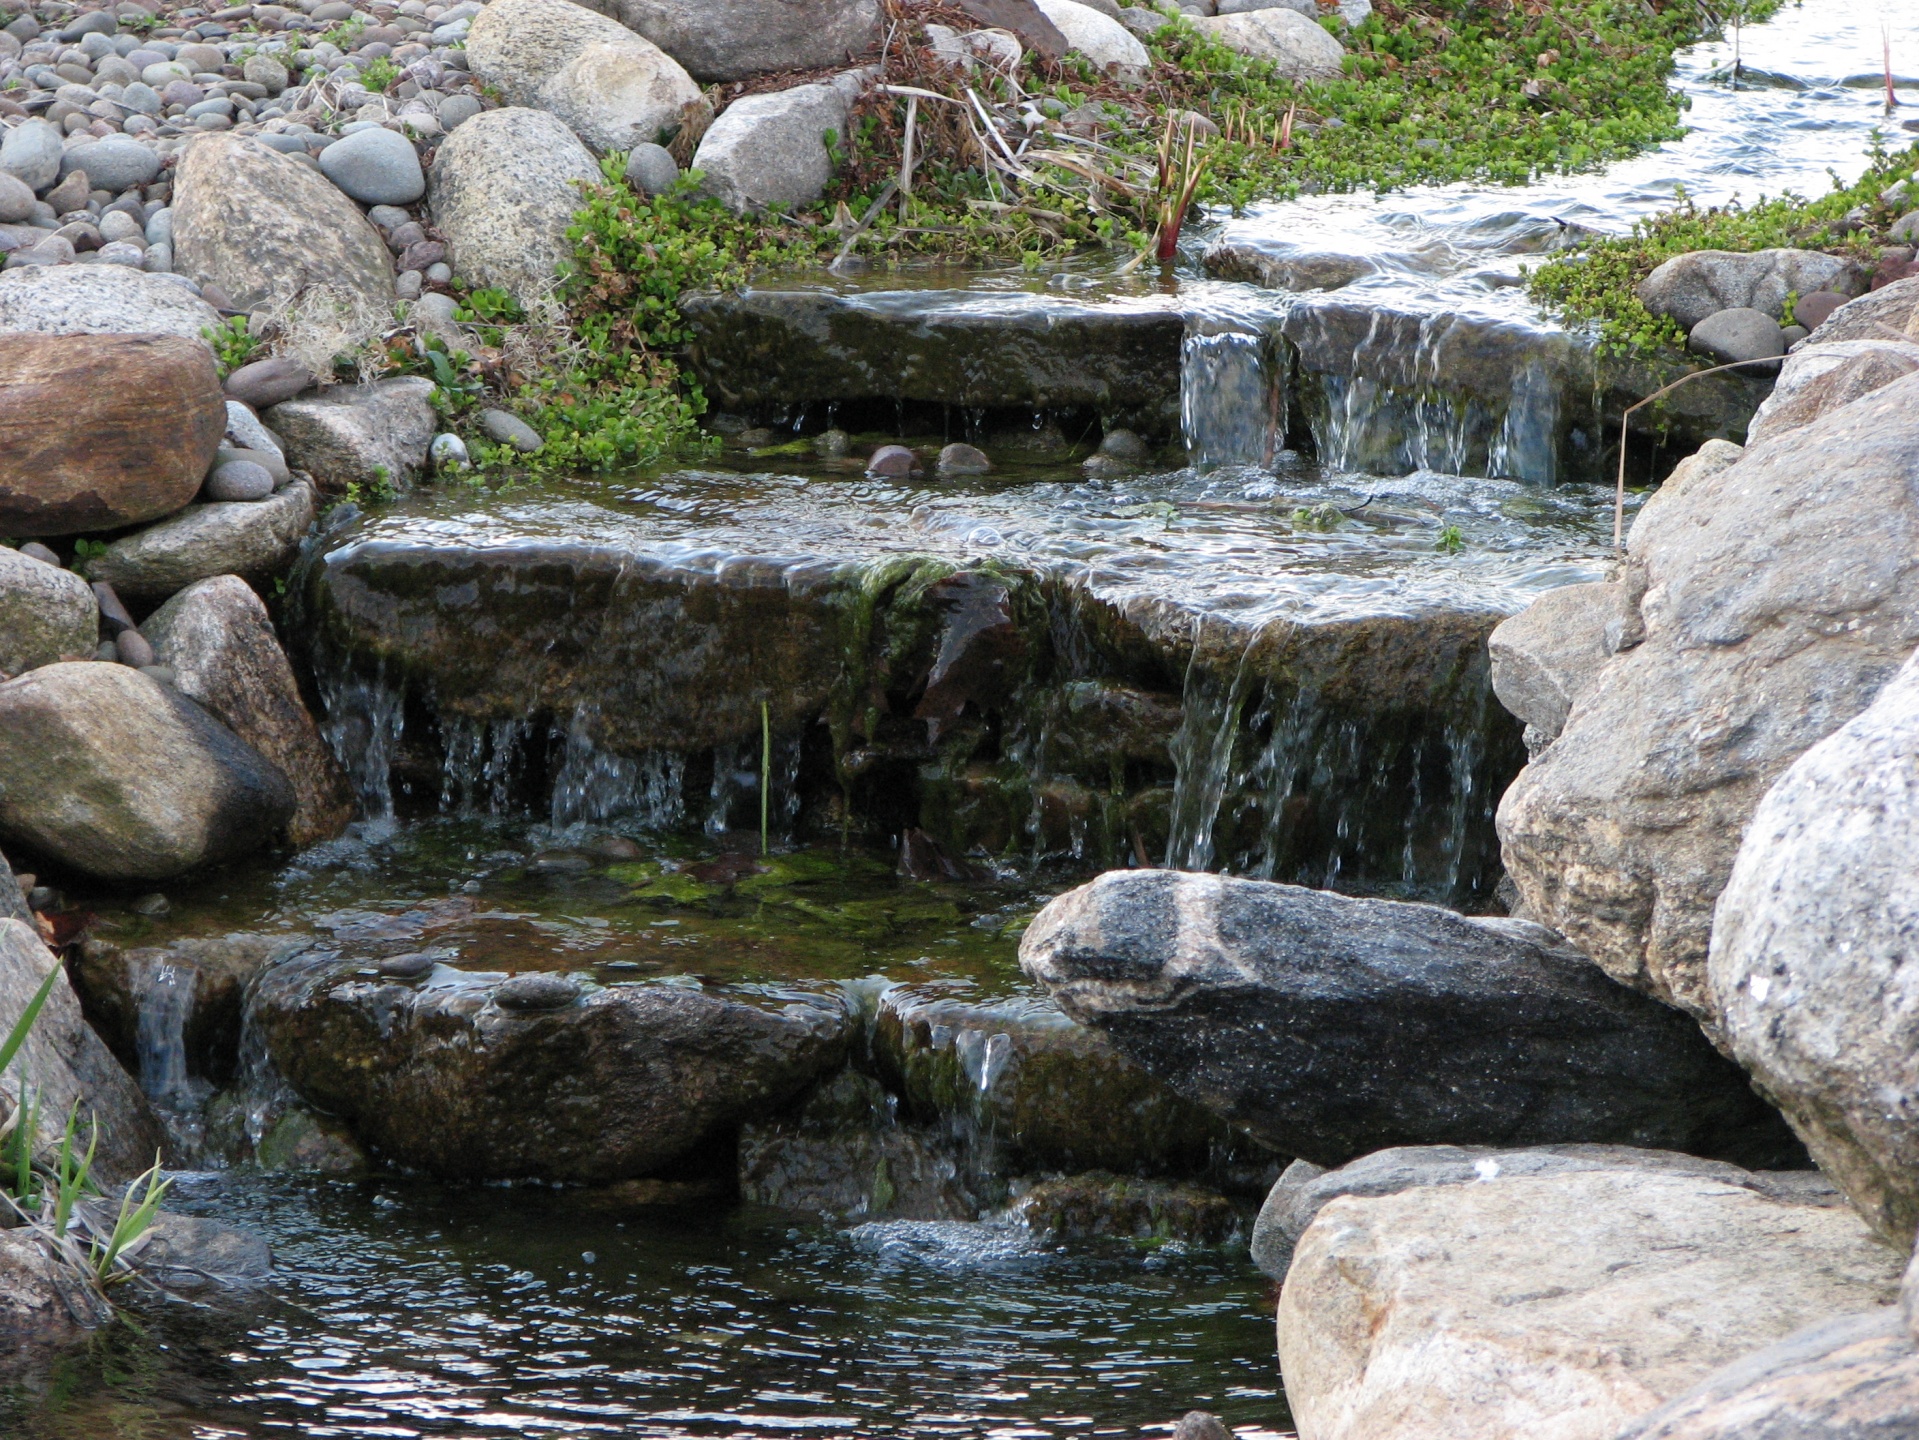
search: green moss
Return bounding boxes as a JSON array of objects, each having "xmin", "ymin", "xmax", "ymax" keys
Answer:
[{"xmin": 1527, "ymin": 139, "xmax": 1919, "ymax": 356}]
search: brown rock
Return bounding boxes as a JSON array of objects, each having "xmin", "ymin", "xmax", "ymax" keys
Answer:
[
  {"xmin": 956, "ymin": 0, "xmax": 1067, "ymax": 58},
  {"xmin": 223, "ymin": 355, "xmax": 313, "ymax": 408},
  {"xmin": 0, "ymin": 333, "xmax": 225, "ymax": 537},
  {"xmin": 143, "ymin": 576, "xmax": 353, "ymax": 848}
]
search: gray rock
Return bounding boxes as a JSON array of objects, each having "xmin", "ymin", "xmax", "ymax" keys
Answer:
[
  {"xmin": 438, "ymin": 92, "xmax": 483, "ymax": 129},
  {"xmin": 0, "ymin": 544, "xmax": 96, "ymax": 674},
  {"xmin": 116, "ymin": 629, "xmax": 156, "ymax": 669},
  {"xmin": 1250, "ymin": 1144, "xmax": 1828, "ymax": 1282},
  {"xmin": 1188, "ymin": 6, "xmax": 1345, "ymax": 76},
  {"xmin": 1018, "ymin": 870, "xmax": 1801, "ymax": 1169},
  {"xmin": 252, "ymin": 950, "xmax": 851, "ymax": 1181},
  {"xmin": 242, "ymin": 52, "xmax": 289, "ymax": 94},
  {"xmin": 1500, "ymin": 372, "xmax": 1919, "ymax": 1027},
  {"xmin": 224, "ymin": 399, "xmax": 284, "ymax": 458},
  {"xmin": 427, "ymin": 106, "xmax": 599, "ymax": 306},
  {"xmin": 1170, "ymin": 1413, "xmax": 1232, "ymax": 1440},
  {"xmin": 624, "ymin": 140, "xmax": 679, "ymax": 195},
  {"xmin": 0, "ymin": 172, "xmax": 33, "ymax": 225},
  {"xmin": 478, "ymin": 406, "xmax": 543, "ymax": 452},
  {"xmin": 693, "ymin": 82, "xmax": 848, "ymax": 214},
  {"xmin": 0, "ymin": 662, "xmax": 294, "ymax": 881},
  {"xmin": 0, "ymin": 118, "xmax": 63, "ymax": 194},
  {"xmin": 1687, "ymin": 306, "xmax": 1785, "ymax": 367},
  {"xmin": 1746, "ymin": 337, "xmax": 1919, "ymax": 447},
  {"xmin": 0, "ymin": 918, "xmax": 162, "ymax": 1184},
  {"xmin": 494, "ymin": 973, "xmax": 580, "ymax": 1010},
  {"xmin": 1639, "ymin": 249, "xmax": 1866, "ymax": 330},
  {"xmin": 1891, "ymin": 210, "xmax": 1919, "ymax": 245},
  {"xmin": 203, "ymin": 459, "xmax": 275, "ymax": 501},
  {"xmin": 85, "ymin": 477, "xmax": 320, "ymax": 603},
  {"xmin": 223, "ymin": 355, "xmax": 313, "ymax": 409},
  {"xmin": 133, "ymin": 1211, "xmax": 273, "ymax": 1290},
  {"xmin": 144, "ymin": 575, "xmax": 354, "ymax": 850},
  {"xmin": 56, "ymin": 135, "xmax": 160, "ymax": 192},
  {"xmin": 465, "ymin": 0, "xmax": 703, "ymax": 156},
  {"xmin": 1117, "ymin": 5, "xmax": 1171, "ymax": 37},
  {"xmin": 865, "ymin": 442, "xmax": 919, "ymax": 476},
  {"xmin": 574, "ymin": 0, "xmax": 880, "ymax": 83},
  {"xmin": 1616, "ymin": 1309, "xmax": 1919, "ymax": 1440},
  {"xmin": 430, "ymin": 432, "xmax": 470, "ymax": 470},
  {"xmin": 0, "ymin": 262, "xmax": 219, "ymax": 339},
  {"xmin": 172, "ymin": 133, "xmax": 395, "ymax": 314},
  {"xmin": 1487, "ymin": 581, "xmax": 1617, "ymax": 747},
  {"xmin": 1711, "ymin": 648, "xmax": 1919, "ymax": 1245},
  {"xmin": 268, "ymin": 376, "xmax": 436, "ymax": 490},
  {"xmin": 316, "ymin": 124, "xmax": 426, "ymax": 205},
  {"xmin": 1031, "ymin": 0, "xmax": 1151, "ymax": 76}
]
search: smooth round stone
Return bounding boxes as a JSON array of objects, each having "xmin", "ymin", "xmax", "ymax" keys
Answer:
[
  {"xmin": 125, "ymin": 49, "xmax": 168, "ymax": 71},
  {"xmin": 437, "ymin": 92, "xmax": 480, "ymax": 129},
  {"xmin": 494, "ymin": 973, "xmax": 581, "ymax": 1011},
  {"xmin": 866, "ymin": 443, "xmax": 920, "ymax": 477},
  {"xmin": 479, "ymin": 407, "xmax": 542, "ymax": 453},
  {"xmin": 93, "ymin": 56, "xmax": 140, "ymax": 87},
  {"xmin": 424, "ymin": 261, "xmax": 450, "ymax": 284},
  {"xmin": 174, "ymin": 43, "xmax": 226, "ymax": 74},
  {"xmin": 377, "ymin": 951, "xmax": 438, "ymax": 979},
  {"xmin": 224, "ymin": 354, "xmax": 312, "ymax": 408},
  {"xmin": 120, "ymin": 81, "xmax": 162, "ymax": 115},
  {"xmin": 96, "ymin": 240, "xmax": 147, "ymax": 266},
  {"xmin": 623, "ymin": 141, "xmax": 678, "ymax": 196},
  {"xmin": 204, "ymin": 458, "xmax": 276, "ymax": 500},
  {"xmin": 1096, "ymin": 427, "xmax": 1149, "ymax": 461},
  {"xmin": 185, "ymin": 96, "xmax": 234, "ymax": 119},
  {"xmin": 194, "ymin": 113, "xmax": 233, "ymax": 130},
  {"xmin": 18, "ymin": 542, "xmax": 60, "ymax": 566},
  {"xmin": 0, "ymin": 172, "xmax": 33, "ymax": 224},
  {"xmin": 394, "ymin": 268, "xmax": 423, "ymax": 300},
  {"xmin": 62, "ymin": 135, "xmax": 161, "ymax": 190},
  {"xmin": 159, "ymin": 79, "xmax": 204, "ymax": 107},
  {"xmin": 139, "ymin": 664, "xmax": 176, "ymax": 686},
  {"xmin": 814, "ymin": 427, "xmax": 851, "ymax": 458},
  {"xmin": 97, "ymin": 207, "xmax": 142, "ymax": 242},
  {"xmin": 94, "ymin": 639, "xmax": 119, "ymax": 662},
  {"xmin": 115, "ymin": 628, "xmax": 155, "ymax": 667},
  {"xmin": 128, "ymin": 892, "xmax": 171, "ymax": 918},
  {"xmin": 1794, "ymin": 290, "xmax": 1849, "ymax": 332},
  {"xmin": 79, "ymin": 31, "xmax": 116, "ymax": 60},
  {"xmin": 64, "ymin": 10, "xmax": 118, "ymax": 39},
  {"xmin": 366, "ymin": 202, "xmax": 410, "ymax": 231},
  {"xmin": 430, "ymin": 432, "xmax": 469, "ymax": 470},
  {"xmin": 1688, "ymin": 307, "xmax": 1785, "ymax": 367},
  {"xmin": 316, "ymin": 123, "xmax": 424, "ymax": 204},
  {"xmin": 937, "ymin": 442, "xmax": 991, "ymax": 475},
  {"xmin": 1780, "ymin": 323, "xmax": 1810, "ymax": 347},
  {"xmin": 142, "ymin": 61, "xmax": 192, "ymax": 86},
  {"xmin": 217, "ymin": 445, "xmax": 292, "ymax": 485}
]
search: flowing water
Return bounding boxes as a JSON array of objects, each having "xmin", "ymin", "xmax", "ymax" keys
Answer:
[{"xmin": 17, "ymin": 6, "xmax": 1917, "ymax": 1434}]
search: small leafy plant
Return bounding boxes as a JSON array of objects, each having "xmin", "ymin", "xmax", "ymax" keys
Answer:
[
  {"xmin": 1435, "ymin": 522, "xmax": 1465, "ymax": 554},
  {"xmin": 358, "ymin": 54, "xmax": 401, "ymax": 94},
  {"xmin": 200, "ymin": 316, "xmax": 261, "ymax": 378}
]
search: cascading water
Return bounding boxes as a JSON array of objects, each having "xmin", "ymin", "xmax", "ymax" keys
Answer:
[
  {"xmin": 549, "ymin": 705, "xmax": 687, "ymax": 831},
  {"xmin": 319, "ymin": 663, "xmax": 407, "ymax": 830},
  {"xmin": 131, "ymin": 953, "xmax": 209, "ymax": 1157},
  {"xmin": 1180, "ymin": 325, "xmax": 1285, "ymax": 470}
]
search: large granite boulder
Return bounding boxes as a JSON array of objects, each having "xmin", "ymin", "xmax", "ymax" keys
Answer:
[
  {"xmin": 1486, "ymin": 580, "xmax": 1614, "ymax": 748},
  {"xmin": 1710, "ymin": 649, "xmax": 1919, "ymax": 1245},
  {"xmin": 1250, "ymin": 1143, "xmax": 1835, "ymax": 1283},
  {"xmin": 0, "ymin": 663, "xmax": 294, "ymax": 881},
  {"xmin": 1745, "ymin": 337, "xmax": 1919, "ymax": 447},
  {"xmin": 1189, "ymin": 6, "xmax": 1346, "ymax": 78},
  {"xmin": 85, "ymin": 478, "xmax": 319, "ymax": 604},
  {"xmin": 1616, "ymin": 1308, "xmax": 1919, "ymax": 1440},
  {"xmin": 1018, "ymin": 870, "xmax": 1800, "ymax": 1169},
  {"xmin": 573, "ymin": 0, "xmax": 879, "ymax": 82},
  {"xmin": 693, "ymin": 83, "xmax": 849, "ymax": 214},
  {"xmin": 0, "ymin": 1227, "xmax": 81, "ymax": 1366},
  {"xmin": 1802, "ymin": 273, "xmax": 1919, "ymax": 345},
  {"xmin": 1030, "ymin": 0, "xmax": 1150, "ymax": 77},
  {"xmin": 428, "ymin": 107, "xmax": 600, "ymax": 307},
  {"xmin": 1499, "ymin": 372, "xmax": 1919, "ymax": 1025},
  {"xmin": 144, "ymin": 577, "xmax": 353, "ymax": 849},
  {"xmin": 1276, "ymin": 1167, "xmax": 1903, "ymax": 1440},
  {"xmin": 0, "ymin": 546, "xmax": 95, "ymax": 676},
  {"xmin": 465, "ymin": 0, "xmax": 703, "ymax": 154},
  {"xmin": 253, "ymin": 952, "xmax": 852, "ymax": 1181},
  {"xmin": 172, "ymin": 134, "xmax": 395, "ymax": 315},
  {"xmin": 0, "ymin": 918, "xmax": 163, "ymax": 1183},
  {"xmin": 0, "ymin": 264, "xmax": 220, "ymax": 341},
  {"xmin": 0, "ymin": 332, "xmax": 225, "ymax": 537},
  {"xmin": 266, "ymin": 377, "xmax": 436, "ymax": 492},
  {"xmin": 1638, "ymin": 249, "xmax": 1867, "ymax": 330}
]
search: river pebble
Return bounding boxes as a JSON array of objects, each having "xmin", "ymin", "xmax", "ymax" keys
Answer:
[
  {"xmin": 204, "ymin": 458, "xmax": 276, "ymax": 501},
  {"xmin": 495, "ymin": 973, "xmax": 582, "ymax": 1011}
]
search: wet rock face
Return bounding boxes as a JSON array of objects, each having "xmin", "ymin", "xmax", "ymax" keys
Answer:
[
  {"xmin": 739, "ymin": 1069, "xmax": 973, "ymax": 1220},
  {"xmin": 0, "ymin": 663, "xmax": 295, "ymax": 882},
  {"xmin": 1498, "ymin": 372, "xmax": 1919, "ymax": 1027},
  {"xmin": 1710, "ymin": 650, "xmax": 1919, "ymax": 1246},
  {"xmin": 1616, "ymin": 1310, "xmax": 1919, "ymax": 1440},
  {"xmin": 0, "ymin": 1228, "xmax": 81, "ymax": 1368},
  {"xmin": 872, "ymin": 984, "xmax": 1245, "ymax": 1182},
  {"xmin": 1018, "ymin": 870, "xmax": 1803, "ymax": 1169},
  {"xmin": 253, "ymin": 951, "xmax": 852, "ymax": 1182},
  {"xmin": 1010, "ymin": 1172, "xmax": 1244, "ymax": 1246},
  {"xmin": 0, "ymin": 919, "xmax": 162, "ymax": 1184},
  {"xmin": 0, "ymin": 332, "xmax": 225, "ymax": 537},
  {"xmin": 681, "ymin": 288, "xmax": 1187, "ymax": 435},
  {"xmin": 1276, "ymin": 1168, "xmax": 1903, "ymax": 1440}
]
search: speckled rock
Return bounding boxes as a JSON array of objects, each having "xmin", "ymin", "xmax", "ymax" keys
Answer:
[
  {"xmin": 85, "ymin": 478, "xmax": 320, "ymax": 603},
  {"xmin": 574, "ymin": 0, "xmax": 880, "ymax": 82},
  {"xmin": 0, "ymin": 264, "xmax": 220, "ymax": 340},
  {"xmin": 267, "ymin": 376, "xmax": 437, "ymax": 491},
  {"xmin": 0, "ymin": 544, "xmax": 95, "ymax": 675}
]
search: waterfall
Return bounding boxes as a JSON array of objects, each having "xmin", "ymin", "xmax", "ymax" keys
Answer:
[
  {"xmin": 319, "ymin": 663, "xmax": 407, "ymax": 828},
  {"xmin": 1488, "ymin": 358, "xmax": 1562, "ymax": 485},
  {"xmin": 440, "ymin": 715, "xmax": 533, "ymax": 816},
  {"xmin": 131, "ymin": 954, "xmax": 209, "ymax": 1160},
  {"xmin": 550, "ymin": 706, "xmax": 687, "ymax": 831},
  {"xmin": 1163, "ymin": 626, "xmax": 1259, "ymax": 871},
  {"xmin": 703, "ymin": 729, "xmax": 801, "ymax": 842},
  {"xmin": 1180, "ymin": 326, "xmax": 1284, "ymax": 470}
]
